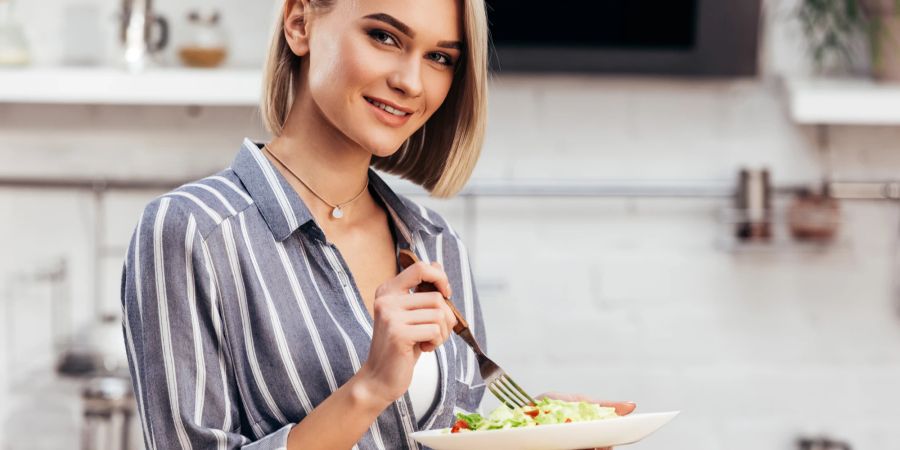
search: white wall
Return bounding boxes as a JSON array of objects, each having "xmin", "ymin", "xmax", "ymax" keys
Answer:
[{"xmin": 3, "ymin": 0, "xmax": 900, "ymax": 449}]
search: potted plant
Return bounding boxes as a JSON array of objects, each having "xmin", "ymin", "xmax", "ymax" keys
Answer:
[{"xmin": 798, "ymin": 0, "xmax": 900, "ymax": 80}]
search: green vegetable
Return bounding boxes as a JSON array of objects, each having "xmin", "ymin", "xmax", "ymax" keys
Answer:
[
  {"xmin": 455, "ymin": 412, "xmax": 484, "ymax": 430},
  {"xmin": 448, "ymin": 398, "xmax": 618, "ymax": 433}
]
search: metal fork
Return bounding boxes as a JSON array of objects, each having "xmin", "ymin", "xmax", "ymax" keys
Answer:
[{"xmin": 398, "ymin": 249, "xmax": 536, "ymax": 410}]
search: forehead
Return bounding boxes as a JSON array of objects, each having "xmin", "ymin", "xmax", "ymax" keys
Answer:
[{"xmin": 343, "ymin": 0, "xmax": 462, "ymax": 41}]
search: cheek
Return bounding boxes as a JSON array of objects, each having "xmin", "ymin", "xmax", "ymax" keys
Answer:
[
  {"xmin": 308, "ymin": 36, "xmax": 387, "ymax": 118},
  {"xmin": 331, "ymin": 36, "xmax": 372, "ymax": 88},
  {"xmin": 307, "ymin": 40, "xmax": 350, "ymax": 104},
  {"xmin": 308, "ymin": 30, "xmax": 367, "ymax": 94}
]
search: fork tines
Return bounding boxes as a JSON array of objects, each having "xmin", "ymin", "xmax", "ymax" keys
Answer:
[{"xmin": 489, "ymin": 373, "xmax": 536, "ymax": 410}]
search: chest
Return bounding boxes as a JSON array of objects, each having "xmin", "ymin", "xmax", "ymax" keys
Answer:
[
  {"xmin": 325, "ymin": 219, "xmax": 398, "ymax": 318},
  {"xmin": 203, "ymin": 211, "xmax": 479, "ymax": 440}
]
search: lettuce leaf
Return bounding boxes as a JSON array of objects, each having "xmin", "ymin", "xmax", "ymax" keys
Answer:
[{"xmin": 448, "ymin": 398, "xmax": 618, "ymax": 433}]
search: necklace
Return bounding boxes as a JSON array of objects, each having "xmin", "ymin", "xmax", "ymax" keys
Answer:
[{"xmin": 263, "ymin": 144, "xmax": 369, "ymax": 219}]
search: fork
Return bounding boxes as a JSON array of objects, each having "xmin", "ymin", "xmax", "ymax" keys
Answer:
[{"xmin": 397, "ymin": 249, "xmax": 536, "ymax": 410}]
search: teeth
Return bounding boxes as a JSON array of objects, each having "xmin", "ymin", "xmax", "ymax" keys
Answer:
[{"xmin": 366, "ymin": 98, "xmax": 409, "ymax": 117}]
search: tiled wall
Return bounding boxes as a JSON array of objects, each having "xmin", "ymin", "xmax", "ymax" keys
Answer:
[{"xmin": 3, "ymin": 0, "xmax": 900, "ymax": 449}]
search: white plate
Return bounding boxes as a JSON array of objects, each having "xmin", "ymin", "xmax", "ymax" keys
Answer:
[{"xmin": 410, "ymin": 411, "xmax": 679, "ymax": 450}]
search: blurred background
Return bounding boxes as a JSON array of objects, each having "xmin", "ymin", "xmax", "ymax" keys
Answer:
[{"xmin": 1, "ymin": 0, "xmax": 900, "ymax": 449}]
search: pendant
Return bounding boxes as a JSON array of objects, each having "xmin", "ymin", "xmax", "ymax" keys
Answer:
[{"xmin": 331, "ymin": 206, "xmax": 344, "ymax": 219}]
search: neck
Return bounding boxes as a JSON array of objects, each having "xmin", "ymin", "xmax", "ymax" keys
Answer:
[{"xmin": 267, "ymin": 91, "xmax": 376, "ymax": 223}]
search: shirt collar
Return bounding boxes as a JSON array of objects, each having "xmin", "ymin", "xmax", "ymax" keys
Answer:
[
  {"xmin": 367, "ymin": 167, "xmax": 444, "ymax": 237},
  {"xmin": 232, "ymin": 138, "xmax": 442, "ymax": 241}
]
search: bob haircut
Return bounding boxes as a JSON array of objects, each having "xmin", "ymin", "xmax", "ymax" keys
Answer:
[{"xmin": 260, "ymin": 0, "xmax": 489, "ymax": 198}]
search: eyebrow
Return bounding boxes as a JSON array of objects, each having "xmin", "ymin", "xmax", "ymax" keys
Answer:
[{"xmin": 362, "ymin": 13, "xmax": 463, "ymax": 50}]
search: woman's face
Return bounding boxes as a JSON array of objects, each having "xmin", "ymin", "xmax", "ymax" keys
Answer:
[{"xmin": 298, "ymin": 0, "xmax": 462, "ymax": 157}]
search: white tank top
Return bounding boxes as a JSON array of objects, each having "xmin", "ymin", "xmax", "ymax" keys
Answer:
[{"xmin": 408, "ymin": 350, "xmax": 440, "ymax": 423}]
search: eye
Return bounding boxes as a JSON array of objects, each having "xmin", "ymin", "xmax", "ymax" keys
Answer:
[
  {"xmin": 367, "ymin": 29, "xmax": 399, "ymax": 47},
  {"xmin": 427, "ymin": 52, "xmax": 455, "ymax": 67}
]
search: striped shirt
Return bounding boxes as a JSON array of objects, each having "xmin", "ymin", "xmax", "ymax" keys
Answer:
[{"xmin": 121, "ymin": 138, "xmax": 487, "ymax": 450}]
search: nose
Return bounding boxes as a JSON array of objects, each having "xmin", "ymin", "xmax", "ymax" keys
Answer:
[{"xmin": 388, "ymin": 56, "xmax": 424, "ymax": 99}]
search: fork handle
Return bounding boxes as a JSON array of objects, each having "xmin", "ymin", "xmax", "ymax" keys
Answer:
[{"xmin": 397, "ymin": 249, "xmax": 469, "ymax": 335}]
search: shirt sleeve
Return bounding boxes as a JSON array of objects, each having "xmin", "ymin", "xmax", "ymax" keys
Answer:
[{"xmin": 121, "ymin": 196, "xmax": 292, "ymax": 450}]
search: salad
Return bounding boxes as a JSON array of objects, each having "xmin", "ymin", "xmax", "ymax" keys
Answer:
[{"xmin": 449, "ymin": 398, "xmax": 619, "ymax": 433}]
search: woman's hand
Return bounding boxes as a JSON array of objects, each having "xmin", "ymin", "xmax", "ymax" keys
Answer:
[
  {"xmin": 537, "ymin": 392, "xmax": 637, "ymax": 450},
  {"xmin": 358, "ymin": 261, "xmax": 458, "ymax": 407}
]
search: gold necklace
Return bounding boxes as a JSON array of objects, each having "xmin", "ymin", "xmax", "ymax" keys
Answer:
[{"xmin": 263, "ymin": 144, "xmax": 369, "ymax": 219}]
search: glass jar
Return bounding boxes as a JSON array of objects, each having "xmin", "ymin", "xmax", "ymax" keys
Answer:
[
  {"xmin": 178, "ymin": 9, "xmax": 228, "ymax": 68},
  {"xmin": 788, "ymin": 186, "xmax": 840, "ymax": 243}
]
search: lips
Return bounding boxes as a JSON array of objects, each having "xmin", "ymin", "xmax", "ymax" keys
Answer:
[
  {"xmin": 364, "ymin": 96, "xmax": 414, "ymax": 116},
  {"xmin": 364, "ymin": 96, "xmax": 414, "ymax": 127}
]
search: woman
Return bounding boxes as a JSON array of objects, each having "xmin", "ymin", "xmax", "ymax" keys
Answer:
[{"xmin": 121, "ymin": 0, "xmax": 635, "ymax": 448}]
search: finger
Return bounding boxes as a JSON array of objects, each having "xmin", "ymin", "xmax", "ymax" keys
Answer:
[
  {"xmin": 379, "ymin": 261, "xmax": 451, "ymax": 298},
  {"xmin": 404, "ymin": 295, "xmax": 459, "ymax": 340},
  {"xmin": 402, "ymin": 308, "xmax": 449, "ymax": 342},
  {"xmin": 537, "ymin": 391, "xmax": 581, "ymax": 402},
  {"xmin": 441, "ymin": 300, "xmax": 458, "ymax": 330},
  {"xmin": 418, "ymin": 342, "xmax": 435, "ymax": 352},
  {"xmin": 430, "ymin": 262, "xmax": 453, "ymax": 298},
  {"xmin": 402, "ymin": 292, "xmax": 449, "ymax": 312},
  {"xmin": 402, "ymin": 308, "xmax": 445, "ymax": 325},
  {"xmin": 407, "ymin": 323, "xmax": 442, "ymax": 349},
  {"xmin": 413, "ymin": 262, "xmax": 451, "ymax": 299},
  {"xmin": 599, "ymin": 401, "xmax": 636, "ymax": 416},
  {"xmin": 537, "ymin": 393, "xmax": 636, "ymax": 416},
  {"xmin": 374, "ymin": 291, "xmax": 444, "ymax": 316},
  {"xmin": 425, "ymin": 296, "xmax": 458, "ymax": 337}
]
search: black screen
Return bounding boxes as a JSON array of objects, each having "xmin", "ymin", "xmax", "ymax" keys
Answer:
[{"xmin": 486, "ymin": 0, "xmax": 698, "ymax": 50}]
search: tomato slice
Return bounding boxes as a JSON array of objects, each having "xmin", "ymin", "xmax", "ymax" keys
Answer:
[
  {"xmin": 451, "ymin": 419, "xmax": 470, "ymax": 433},
  {"xmin": 565, "ymin": 418, "xmax": 572, "ymax": 423},
  {"xmin": 524, "ymin": 409, "xmax": 539, "ymax": 418}
]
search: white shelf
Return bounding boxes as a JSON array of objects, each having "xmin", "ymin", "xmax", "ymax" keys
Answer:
[
  {"xmin": 0, "ymin": 66, "xmax": 262, "ymax": 106},
  {"xmin": 786, "ymin": 77, "xmax": 900, "ymax": 125}
]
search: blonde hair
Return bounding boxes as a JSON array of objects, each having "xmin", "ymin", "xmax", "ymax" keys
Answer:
[{"xmin": 260, "ymin": 0, "xmax": 489, "ymax": 198}]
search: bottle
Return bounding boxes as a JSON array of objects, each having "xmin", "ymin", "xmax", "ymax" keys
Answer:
[
  {"xmin": 735, "ymin": 168, "xmax": 772, "ymax": 241},
  {"xmin": 0, "ymin": 0, "xmax": 29, "ymax": 66}
]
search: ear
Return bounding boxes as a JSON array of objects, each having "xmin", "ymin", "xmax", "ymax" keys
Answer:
[{"xmin": 283, "ymin": 0, "xmax": 312, "ymax": 57}]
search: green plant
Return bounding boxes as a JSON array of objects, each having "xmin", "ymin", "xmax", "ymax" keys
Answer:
[
  {"xmin": 798, "ymin": 0, "xmax": 900, "ymax": 73},
  {"xmin": 798, "ymin": 0, "xmax": 869, "ymax": 72}
]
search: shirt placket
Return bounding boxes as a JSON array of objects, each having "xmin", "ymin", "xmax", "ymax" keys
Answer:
[{"xmin": 316, "ymin": 235, "xmax": 422, "ymax": 448}]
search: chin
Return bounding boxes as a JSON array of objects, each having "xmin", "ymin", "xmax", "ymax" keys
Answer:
[
  {"xmin": 360, "ymin": 134, "xmax": 410, "ymax": 159},
  {"xmin": 369, "ymin": 146, "xmax": 404, "ymax": 160}
]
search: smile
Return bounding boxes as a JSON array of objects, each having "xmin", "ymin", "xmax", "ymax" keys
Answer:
[{"xmin": 364, "ymin": 97, "xmax": 411, "ymax": 117}]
